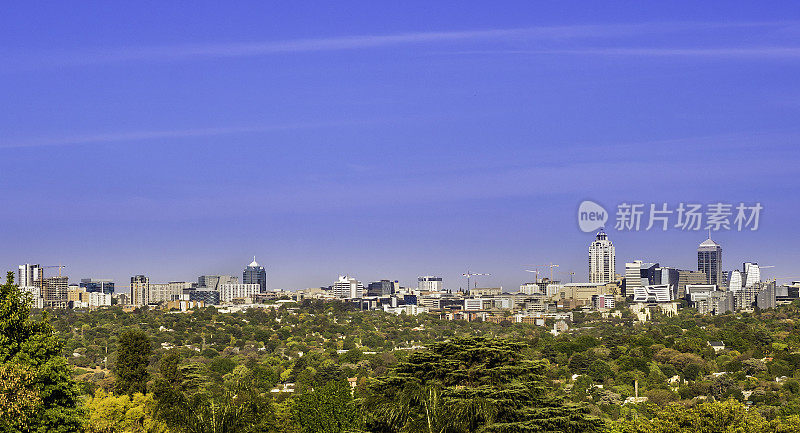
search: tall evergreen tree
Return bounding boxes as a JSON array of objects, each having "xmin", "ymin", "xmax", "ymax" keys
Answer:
[
  {"xmin": 114, "ymin": 328, "xmax": 153, "ymax": 395},
  {"xmin": 365, "ymin": 336, "xmax": 602, "ymax": 433},
  {"xmin": 0, "ymin": 271, "xmax": 83, "ymax": 432}
]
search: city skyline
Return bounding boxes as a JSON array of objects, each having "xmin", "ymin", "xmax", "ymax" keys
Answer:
[
  {"xmin": 2, "ymin": 2, "xmax": 799, "ymax": 290},
  {"xmin": 9, "ymin": 231, "xmax": 791, "ymax": 293}
]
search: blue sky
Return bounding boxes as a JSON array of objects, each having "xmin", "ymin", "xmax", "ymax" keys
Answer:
[{"xmin": 2, "ymin": 2, "xmax": 799, "ymax": 290}]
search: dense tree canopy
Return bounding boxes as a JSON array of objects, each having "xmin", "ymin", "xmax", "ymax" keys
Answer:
[
  {"xmin": 16, "ymin": 293, "xmax": 800, "ymax": 432},
  {"xmin": 0, "ymin": 271, "xmax": 83, "ymax": 432},
  {"xmin": 366, "ymin": 336, "xmax": 602, "ymax": 432}
]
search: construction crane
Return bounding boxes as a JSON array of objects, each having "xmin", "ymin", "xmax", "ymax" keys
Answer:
[
  {"xmin": 42, "ymin": 265, "xmax": 67, "ymax": 277},
  {"xmin": 462, "ymin": 271, "xmax": 490, "ymax": 292},
  {"xmin": 524, "ymin": 269, "xmax": 541, "ymax": 283},
  {"xmin": 529, "ymin": 263, "xmax": 559, "ymax": 282}
]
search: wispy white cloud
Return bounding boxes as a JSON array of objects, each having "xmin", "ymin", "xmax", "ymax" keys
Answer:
[
  {"xmin": 3, "ymin": 21, "xmax": 797, "ymax": 71},
  {"xmin": 450, "ymin": 46, "xmax": 800, "ymax": 58},
  {"xmin": 0, "ymin": 119, "xmax": 378, "ymax": 149}
]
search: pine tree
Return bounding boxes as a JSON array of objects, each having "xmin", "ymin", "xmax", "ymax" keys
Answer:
[
  {"xmin": 365, "ymin": 336, "xmax": 603, "ymax": 433},
  {"xmin": 114, "ymin": 328, "xmax": 153, "ymax": 395}
]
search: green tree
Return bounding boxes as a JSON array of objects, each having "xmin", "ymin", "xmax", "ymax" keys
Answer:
[
  {"xmin": 152, "ymin": 351, "xmax": 277, "ymax": 433},
  {"xmin": 612, "ymin": 399, "xmax": 784, "ymax": 433},
  {"xmin": 293, "ymin": 380, "xmax": 360, "ymax": 433},
  {"xmin": 115, "ymin": 328, "xmax": 153, "ymax": 395},
  {"xmin": 365, "ymin": 336, "xmax": 602, "ymax": 433},
  {"xmin": 0, "ymin": 271, "xmax": 83, "ymax": 432},
  {"xmin": 84, "ymin": 389, "xmax": 167, "ymax": 433}
]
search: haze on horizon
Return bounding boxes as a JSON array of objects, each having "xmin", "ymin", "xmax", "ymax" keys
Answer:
[{"xmin": 2, "ymin": 2, "xmax": 799, "ymax": 290}]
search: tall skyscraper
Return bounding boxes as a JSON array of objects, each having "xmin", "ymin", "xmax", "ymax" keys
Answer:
[
  {"xmin": 589, "ymin": 230, "xmax": 616, "ymax": 283},
  {"xmin": 697, "ymin": 236, "xmax": 723, "ymax": 286},
  {"xmin": 18, "ymin": 264, "xmax": 43, "ymax": 288},
  {"xmin": 131, "ymin": 275, "xmax": 149, "ymax": 306},
  {"xmin": 243, "ymin": 258, "xmax": 267, "ymax": 292}
]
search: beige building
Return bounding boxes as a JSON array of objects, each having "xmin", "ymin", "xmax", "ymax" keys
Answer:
[
  {"xmin": 68, "ymin": 286, "xmax": 111, "ymax": 309},
  {"xmin": 559, "ymin": 281, "xmax": 621, "ymax": 306},
  {"xmin": 149, "ymin": 281, "xmax": 191, "ymax": 304},
  {"xmin": 470, "ymin": 287, "xmax": 502, "ymax": 296}
]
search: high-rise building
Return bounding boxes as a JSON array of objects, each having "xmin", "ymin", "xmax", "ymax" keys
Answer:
[
  {"xmin": 698, "ymin": 237, "xmax": 723, "ymax": 286},
  {"xmin": 198, "ymin": 275, "xmax": 239, "ymax": 290},
  {"xmin": 755, "ymin": 281, "xmax": 776, "ymax": 310},
  {"xmin": 332, "ymin": 275, "xmax": 364, "ymax": 298},
  {"xmin": 42, "ymin": 276, "xmax": 69, "ymax": 309},
  {"xmin": 131, "ymin": 275, "xmax": 149, "ymax": 306},
  {"xmin": 728, "ymin": 270, "xmax": 743, "ymax": 292},
  {"xmin": 243, "ymin": 258, "xmax": 267, "ymax": 292},
  {"xmin": 625, "ymin": 261, "xmax": 649, "ymax": 295},
  {"xmin": 417, "ymin": 276, "xmax": 443, "ymax": 292},
  {"xmin": 80, "ymin": 278, "xmax": 115, "ymax": 294},
  {"xmin": 367, "ymin": 280, "xmax": 395, "ymax": 296},
  {"xmin": 18, "ymin": 264, "xmax": 43, "ymax": 288},
  {"xmin": 743, "ymin": 262, "xmax": 761, "ymax": 287},
  {"xmin": 149, "ymin": 282, "xmax": 191, "ymax": 304},
  {"xmin": 219, "ymin": 283, "xmax": 261, "ymax": 304},
  {"xmin": 589, "ymin": 230, "xmax": 616, "ymax": 283}
]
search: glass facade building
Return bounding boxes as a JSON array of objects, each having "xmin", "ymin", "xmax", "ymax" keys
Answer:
[
  {"xmin": 243, "ymin": 258, "xmax": 267, "ymax": 293},
  {"xmin": 698, "ymin": 237, "xmax": 723, "ymax": 287}
]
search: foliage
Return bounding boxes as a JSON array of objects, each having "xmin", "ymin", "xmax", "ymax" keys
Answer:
[
  {"xmin": 0, "ymin": 271, "xmax": 83, "ymax": 432},
  {"xmin": 365, "ymin": 336, "xmax": 602, "ymax": 432},
  {"xmin": 28, "ymin": 295, "xmax": 800, "ymax": 430},
  {"xmin": 293, "ymin": 380, "xmax": 360, "ymax": 433},
  {"xmin": 151, "ymin": 349, "xmax": 278, "ymax": 433},
  {"xmin": 612, "ymin": 399, "xmax": 800, "ymax": 433},
  {"xmin": 84, "ymin": 389, "xmax": 167, "ymax": 433},
  {"xmin": 115, "ymin": 328, "xmax": 153, "ymax": 395}
]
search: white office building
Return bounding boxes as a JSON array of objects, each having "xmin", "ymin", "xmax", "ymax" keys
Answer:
[
  {"xmin": 417, "ymin": 276, "xmax": 443, "ymax": 292},
  {"xmin": 219, "ymin": 283, "xmax": 261, "ymax": 304},
  {"xmin": 520, "ymin": 283, "xmax": 542, "ymax": 295},
  {"xmin": 18, "ymin": 264, "xmax": 43, "ymax": 288},
  {"xmin": 625, "ymin": 261, "xmax": 647, "ymax": 294},
  {"xmin": 331, "ymin": 275, "xmax": 364, "ymax": 298},
  {"xmin": 743, "ymin": 263, "xmax": 761, "ymax": 287},
  {"xmin": 589, "ymin": 230, "xmax": 616, "ymax": 283},
  {"xmin": 728, "ymin": 270, "xmax": 743, "ymax": 292},
  {"xmin": 19, "ymin": 285, "xmax": 44, "ymax": 309},
  {"xmin": 633, "ymin": 284, "xmax": 671, "ymax": 303}
]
